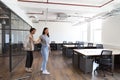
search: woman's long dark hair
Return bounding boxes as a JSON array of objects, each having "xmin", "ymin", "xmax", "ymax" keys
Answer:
[{"xmin": 42, "ymin": 27, "xmax": 49, "ymax": 37}]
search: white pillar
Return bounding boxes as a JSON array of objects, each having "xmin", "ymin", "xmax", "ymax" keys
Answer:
[{"xmin": 87, "ymin": 21, "xmax": 91, "ymax": 42}]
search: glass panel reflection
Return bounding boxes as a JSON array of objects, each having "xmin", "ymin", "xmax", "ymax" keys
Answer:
[
  {"xmin": 0, "ymin": 29, "xmax": 2, "ymax": 54},
  {"xmin": 0, "ymin": 23, "xmax": 2, "ymax": 54},
  {"xmin": 11, "ymin": 12, "xmax": 30, "ymax": 69}
]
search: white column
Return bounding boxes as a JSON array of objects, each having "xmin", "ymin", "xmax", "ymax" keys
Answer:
[{"xmin": 87, "ymin": 21, "xmax": 91, "ymax": 42}]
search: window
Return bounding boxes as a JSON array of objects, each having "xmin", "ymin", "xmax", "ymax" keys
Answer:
[
  {"xmin": 79, "ymin": 23, "xmax": 88, "ymax": 42},
  {"xmin": 90, "ymin": 19, "xmax": 102, "ymax": 43}
]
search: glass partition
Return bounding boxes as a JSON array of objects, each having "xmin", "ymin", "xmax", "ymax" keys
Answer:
[
  {"xmin": 11, "ymin": 12, "xmax": 30, "ymax": 70},
  {"xmin": 0, "ymin": 1, "xmax": 31, "ymax": 72},
  {"xmin": 0, "ymin": 23, "xmax": 2, "ymax": 54}
]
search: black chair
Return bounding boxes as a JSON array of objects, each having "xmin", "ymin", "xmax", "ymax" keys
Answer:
[
  {"xmin": 96, "ymin": 44, "xmax": 103, "ymax": 49},
  {"xmin": 95, "ymin": 44, "xmax": 104, "ymax": 63},
  {"xmin": 87, "ymin": 43, "xmax": 93, "ymax": 47},
  {"xmin": 94, "ymin": 50, "xmax": 113, "ymax": 77},
  {"xmin": 75, "ymin": 41, "xmax": 80, "ymax": 45},
  {"xmin": 77, "ymin": 42, "xmax": 84, "ymax": 49},
  {"xmin": 68, "ymin": 41, "xmax": 73, "ymax": 45},
  {"xmin": 50, "ymin": 41, "xmax": 57, "ymax": 50},
  {"xmin": 63, "ymin": 41, "xmax": 67, "ymax": 45},
  {"xmin": 34, "ymin": 43, "xmax": 41, "ymax": 51},
  {"xmin": 62, "ymin": 41, "xmax": 67, "ymax": 48},
  {"xmin": 51, "ymin": 41, "xmax": 55, "ymax": 43}
]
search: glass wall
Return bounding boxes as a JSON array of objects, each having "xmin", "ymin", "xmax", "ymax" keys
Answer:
[
  {"xmin": 0, "ymin": 23, "xmax": 2, "ymax": 54},
  {"xmin": 11, "ymin": 12, "xmax": 30, "ymax": 70},
  {"xmin": 0, "ymin": 1, "xmax": 31, "ymax": 72}
]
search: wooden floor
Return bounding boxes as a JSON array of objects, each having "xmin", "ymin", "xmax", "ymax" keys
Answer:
[
  {"xmin": 1, "ymin": 50, "xmax": 120, "ymax": 80},
  {"xmin": 0, "ymin": 56, "xmax": 10, "ymax": 80}
]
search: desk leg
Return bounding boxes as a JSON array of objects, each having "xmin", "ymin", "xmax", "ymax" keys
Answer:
[
  {"xmin": 72, "ymin": 52, "xmax": 74, "ymax": 67},
  {"xmin": 112, "ymin": 55, "xmax": 114, "ymax": 73}
]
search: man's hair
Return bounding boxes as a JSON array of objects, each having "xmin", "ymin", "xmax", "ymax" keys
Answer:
[{"xmin": 30, "ymin": 28, "xmax": 36, "ymax": 33}]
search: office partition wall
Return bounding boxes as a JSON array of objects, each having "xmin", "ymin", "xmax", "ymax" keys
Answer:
[
  {"xmin": 10, "ymin": 12, "xmax": 30, "ymax": 71},
  {"xmin": 0, "ymin": 1, "xmax": 31, "ymax": 72},
  {"xmin": 0, "ymin": 24, "xmax": 2, "ymax": 54}
]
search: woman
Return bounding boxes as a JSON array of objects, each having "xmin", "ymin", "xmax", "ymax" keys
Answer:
[
  {"xmin": 40, "ymin": 27, "xmax": 50, "ymax": 74},
  {"xmin": 24, "ymin": 28, "xmax": 36, "ymax": 72}
]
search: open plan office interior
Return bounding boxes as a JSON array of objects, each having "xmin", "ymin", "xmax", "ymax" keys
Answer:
[{"xmin": 0, "ymin": 0, "xmax": 120, "ymax": 80}]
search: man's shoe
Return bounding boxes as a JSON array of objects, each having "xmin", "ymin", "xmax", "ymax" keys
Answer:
[{"xmin": 25, "ymin": 68, "xmax": 32, "ymax": 73}]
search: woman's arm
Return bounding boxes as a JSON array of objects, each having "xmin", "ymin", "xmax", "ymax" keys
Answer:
[
  {"xmin": 35, "ymin": 38, "xmax": 41, "ymax": 44},
  {"xmin": 29, "ymin": 35, "xmax": 40, "ymax": 44}
]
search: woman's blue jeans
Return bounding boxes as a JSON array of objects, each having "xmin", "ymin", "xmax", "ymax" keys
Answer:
[{"xmin": 41, "ymin": 46, "xmax": 49, "ymax": 71}]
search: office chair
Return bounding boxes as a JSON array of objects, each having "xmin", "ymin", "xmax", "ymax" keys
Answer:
[
  {"xmin": 34, "ymin": 43, "xmax": 41, "ymax": 51},
  {"xmin": 94, "ymin": 50, "xmax": 113, "ymax": 77},
  {"xmin": 87, "ymin": 43, "xmax": 93, "ymax": 47},
  {"xmin": 96, "ymin": 44, "xmax": 103, "ymax": 49},
  {"xmin": 62, "ymin": 41, "xmax": 67, "ymax": 51},
  {"xmin": 75, "ymin": 41, "xmax": 80, "ymax": 46},
  {"xmin": 63, "ymin": 41, "xmax": 67, "ymax": 45},
  {"xmin": 95, "ymin": 44, "xmax": 104, "ymax": 63},
  {"xmin": 51, "ymin": 41, "xmax": 55, "ymax": 43},
  {"xmin": 77, "ymin": 42, "xmax": 84, "ymax": 49},
  {"xmin": 68, "ymin": 41, "xmax": 73, "ymax": 45},
  {"xmin": 50, "ymin": 41, "xmax": 57, "ymax": 50},
  {"xmin": 62, "ymin": 41, "xmax": 67, "ymax": 47}
]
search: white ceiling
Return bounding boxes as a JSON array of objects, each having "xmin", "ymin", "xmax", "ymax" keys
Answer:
[{"xmin": 17, "ymin": 0, "xmax": 120, "ymax": 23}]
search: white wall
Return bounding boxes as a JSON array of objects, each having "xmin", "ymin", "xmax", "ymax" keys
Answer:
[
  {"xmin": 33, "ymin": 22, "xmax": 81, "ymax": 43},
  {"xmin": 33, "ymin": 14, "xmax": 120, "ymax": 49},
  {"xmin": 102, "ymin": 15, "xmax": 120, "ymax": 48}
]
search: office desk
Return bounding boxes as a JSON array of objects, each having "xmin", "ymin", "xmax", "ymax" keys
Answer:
[
  {"xmin": 50, "ymin": 42, "xmax": 77, "ymax": 50},
  {"xmin": 62, "ymin": 45, "xmax": 76, "ymax": 57},
  {"xmin": 63, "ymin": 44, "xmax": 96, "ymax": 48},
  {"xmin": 62, "ymin": 45, "xmax": 97, "ymax": 57},
  {"xmin": 73, "ymin": 49, "xmax": 120, "ymax": 73}
]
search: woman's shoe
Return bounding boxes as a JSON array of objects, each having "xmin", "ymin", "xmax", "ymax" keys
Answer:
[
  {"xmin": 42, "ymin": 70, "xmax": 50, "ymax": 74},
  {"xmin": 40, "ymin": 68, "xmax": 43, "ymax": 72}
]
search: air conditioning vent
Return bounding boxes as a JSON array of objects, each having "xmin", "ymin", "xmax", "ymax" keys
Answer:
[
  {"xmin": 32, "ymin": 19, "xmax": 39, "ymax": 23},
  {"xmin": 57, "ymin": 13, "xmax": 67, "ymax": 20}
]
